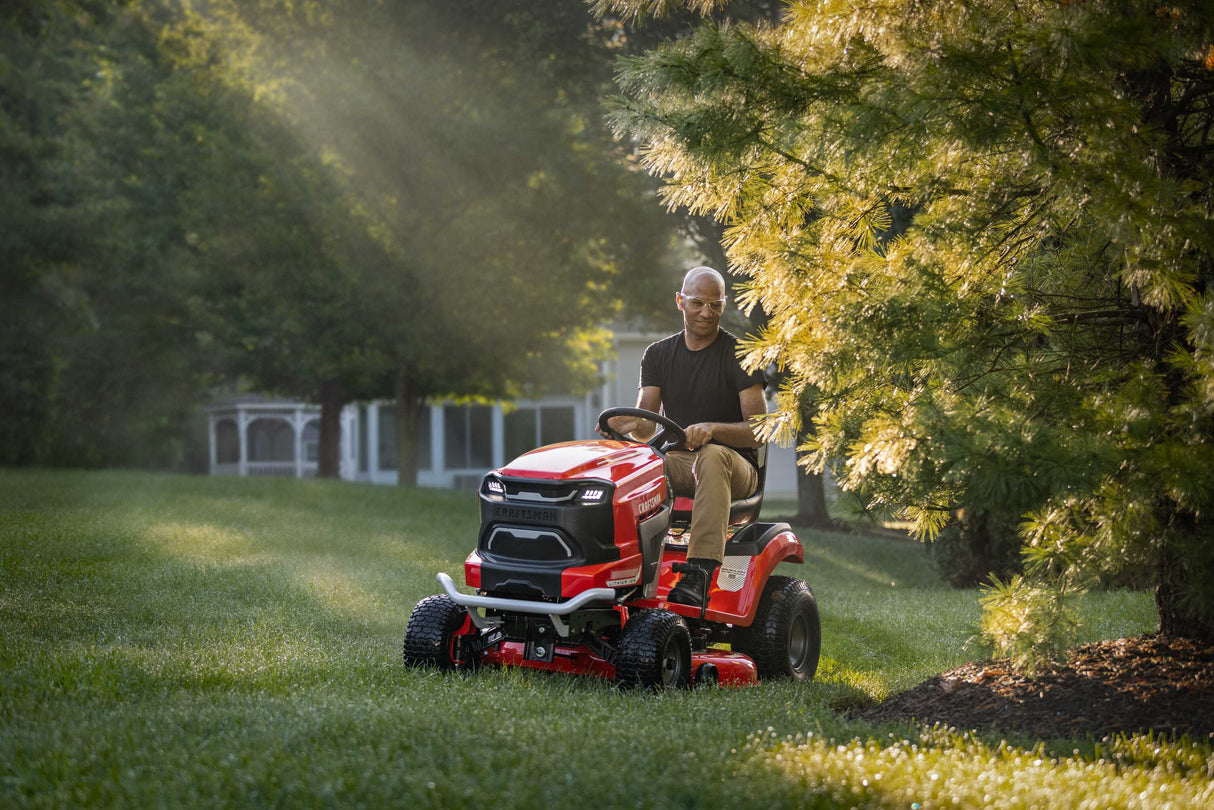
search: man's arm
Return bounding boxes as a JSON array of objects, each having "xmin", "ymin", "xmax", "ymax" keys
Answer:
[{"xmin": 683, "ymin": 383, "xmax": 766, "ymax": 450}]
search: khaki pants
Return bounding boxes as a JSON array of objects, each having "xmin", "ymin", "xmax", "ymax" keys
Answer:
[{"xmin": 664, "ymin": 444, "xmax": 758, "ymax": 564}]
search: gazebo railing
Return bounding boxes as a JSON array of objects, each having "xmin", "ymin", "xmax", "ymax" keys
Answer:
[
  {"xmin": 212, "ymin": 461, "xmax": 319, "ymax": 478},
  {"xmin": 246, "ymin": 462, "xmax": 317, "ymax": 477}
]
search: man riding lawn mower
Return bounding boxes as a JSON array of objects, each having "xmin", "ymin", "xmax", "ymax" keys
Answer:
[{"xmin": 402, "ymin": 267, "xmax": 821, "ymax": 688}]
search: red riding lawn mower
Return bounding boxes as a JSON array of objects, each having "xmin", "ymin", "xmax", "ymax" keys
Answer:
[{"xmin": 402, "ymin": 408, "xmax": 821, "ymax": 688}]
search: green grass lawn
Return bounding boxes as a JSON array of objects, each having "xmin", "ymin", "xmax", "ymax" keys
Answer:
[{"xmin": 2, "ymin": 469, "xmax": 1208, "ymax": 809}]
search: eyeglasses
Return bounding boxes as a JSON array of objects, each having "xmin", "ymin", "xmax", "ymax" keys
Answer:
[{"xmin": 678, "ymin": 293, "xmax": 727, "ymax": 314}]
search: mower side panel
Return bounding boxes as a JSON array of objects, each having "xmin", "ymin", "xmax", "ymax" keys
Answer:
[
  {"xmin": 465, "ymin": 550, "xmax": 482, "ymax": 590},
  {"xmin": 561, "ymin": 555, "xmax": 647, "ymax": 594},
  {"xmin": 604, "ymin": 472, "xmax": 668, "ymax": 594}
]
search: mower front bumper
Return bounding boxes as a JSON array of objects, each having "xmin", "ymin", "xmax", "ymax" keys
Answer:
[{"xmin": 436, "ymin": 572, "xmax": 617, "ymax": 634}]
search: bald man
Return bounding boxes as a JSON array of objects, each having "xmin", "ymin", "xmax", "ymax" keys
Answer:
[{"xmin": 601, "ymin": 266, "xmax": 766, "ymax": 608}]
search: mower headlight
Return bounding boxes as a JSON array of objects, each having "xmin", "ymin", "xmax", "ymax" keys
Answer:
[
  {"xmin": 579, "ymin": 486, "xmax": 608, "ymax": 504},
  {"xmin": 483, "ymin": 477, "xmax": 505, "ymax": 498}
]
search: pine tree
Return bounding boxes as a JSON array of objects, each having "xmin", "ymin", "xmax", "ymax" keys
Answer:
[{"xmin": 603, "ymin": 0, "xmax": 1214, "ymax": 655}]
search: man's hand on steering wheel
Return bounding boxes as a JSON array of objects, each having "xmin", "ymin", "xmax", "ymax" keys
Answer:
[
  {"xmin": 599, "ymin": 414, "xmax": 644, "ymax": 439},
  {"xmin": 596, "ymin": 408, "xmax": 687, "ymax": 454},
  {"xmin": 682, "ymin": 422, "xmax": 714, "ymax": 451}
]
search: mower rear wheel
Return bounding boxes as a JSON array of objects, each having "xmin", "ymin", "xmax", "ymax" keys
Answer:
[
  {"xmin": 403, "ymin": 594, "xmax": 475, "ymax": 670},
  {"xmin": 615, "ymin": 610, "xmax": 692, "ymax": 690},
  {"xmin": 733, "ymin": 576, "xmax": 821, "ymax": 681}
]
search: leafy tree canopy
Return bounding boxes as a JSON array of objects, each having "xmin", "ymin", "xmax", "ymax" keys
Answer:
[
  {"xmin": 173, "ymin": 0, "xmax": 679, "ymax": 401},
  {"xmin": 1, "ymin": 0, "xmax": 224, "ymax": 467},
  {"xmin": 2, "ymin": 0, "xmax": 681, "ymax": 475}
]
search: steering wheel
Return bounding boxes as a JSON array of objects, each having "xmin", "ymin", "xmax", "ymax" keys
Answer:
[{"xmin": 597, "ymin": 407, "xmax": 687, "ymax": 454}]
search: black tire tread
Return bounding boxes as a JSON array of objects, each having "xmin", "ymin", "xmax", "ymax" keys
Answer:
[
  {"xmin": 403, "ymin": 594, "xmax": 468, "ymax": 669},
  {"xmin": 733, "ymin": 575, "xmax": 821, "ymax": 680},
  {"xmin": 615, "ymin": 609, "xmax": 691, "ymax": 689}
]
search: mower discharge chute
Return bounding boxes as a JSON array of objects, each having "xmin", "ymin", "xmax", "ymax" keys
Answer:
[{"xmin": 402, "ymin": 408, "xmax": 821, "ymax": 688}]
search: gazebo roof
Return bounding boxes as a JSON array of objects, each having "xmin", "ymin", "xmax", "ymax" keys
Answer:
[{"xmin": 204, "ymin": 394, "xmax": 317, "ymax": 413}]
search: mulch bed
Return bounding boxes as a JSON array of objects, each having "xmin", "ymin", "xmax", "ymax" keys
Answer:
[{"xmin": 857, "ymin": 634, "xmax": 1214, "ymax": 741}]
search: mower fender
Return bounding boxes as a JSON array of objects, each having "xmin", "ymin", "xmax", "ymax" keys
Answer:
[
  {"xmin": 436, "ymin": 572, "xmax": 616, "ymax": 635},
  {"xmin": 708, "ymin": 526, "xmax": 803, "ymax": 626},
  {"xmin": 638, "ymin": 526, "xmax": 805, "ymax": 626}
]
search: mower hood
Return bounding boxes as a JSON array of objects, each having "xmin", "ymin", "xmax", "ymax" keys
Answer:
[{"xmin": 497, "ymin": 440, "xmax": 659, "ymax": 482}]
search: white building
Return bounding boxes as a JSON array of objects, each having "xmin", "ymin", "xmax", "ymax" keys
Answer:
[{"xmin": 206, "ymin": 331, "xmax": 799, "ymax": 497}]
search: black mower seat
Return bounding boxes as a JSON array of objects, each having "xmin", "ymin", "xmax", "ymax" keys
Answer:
[{"xmin": 669, "ymin": 444, "xmax": 768, "ymax": 528}]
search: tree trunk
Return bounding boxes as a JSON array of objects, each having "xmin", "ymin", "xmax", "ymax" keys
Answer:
[
  {"xmin": 1156, "ymin": 527, "xmax": 1214, "ymax": 641},
  {"xmin": 395, "ymin": 368, "xmax": 423, "ymax": 487},
  {"xmin": 792, "ymin": 423, "xmax": 837, "ymax": 530},
  {"xmin": 795, "ymin": 468, "xmax": 835, "ymax": 529},
  {"xmin": 317, "ymin": 379, "xmax": 346, "ymax": 478}
]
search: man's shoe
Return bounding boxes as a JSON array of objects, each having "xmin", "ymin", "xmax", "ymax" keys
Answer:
[{"xmin": 667, "ymin": 560, "xmax": 716, "ymax": 608}]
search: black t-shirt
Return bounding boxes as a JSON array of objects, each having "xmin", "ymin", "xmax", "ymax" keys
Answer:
[{"xmin": 639, "ymin": 329, "xmax": 765, "ymax": 465}]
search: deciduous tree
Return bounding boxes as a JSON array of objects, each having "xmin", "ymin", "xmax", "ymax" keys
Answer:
[
  {"xmin": 181, "ymin": 0, "xmax": 680, "ymax": 482},
  {"xmin": 1, "ymin": 0, "xmax": 220, "ymax": 469}
]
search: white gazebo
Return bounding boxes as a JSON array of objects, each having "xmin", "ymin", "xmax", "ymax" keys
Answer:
[{"xmin": 205, "ymin": 396, "xmax": 356, "ymax": 479}]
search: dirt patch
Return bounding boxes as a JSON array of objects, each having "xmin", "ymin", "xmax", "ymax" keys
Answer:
[{"xmin": 857, "ymin": 634, "xmax": 1214, "ymax": 741}]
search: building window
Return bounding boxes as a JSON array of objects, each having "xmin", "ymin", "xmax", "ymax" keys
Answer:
[
  {"xmin": 416, "ymin": 406, "xmax": 433, "ymax": 471},
  {"xmin": 502, "ymin": 405, "xmax": 575, "ymax": 461},
  {"xmin": 540, "ymin": 406, "xmax": 575, "ymax": 446},
  {"xmin": 444, "ymin": 405, "xmax": 493, "ymax": 470},
  {"xmin": 504, "ymin": 408, "xmax": 538, "ymax": 462},
  {"xmin": 377, "ymin": 405, "xmax": 432, "ymax": 472},
  {"xmin": 378, "ymin": 406, "xmax": 397, "ymax": 470},
  {"xmin": 215, "ymin": 419, "xmax": 239, "ymax": 464},
  {"xmin": 358, "ymin": 405, "xmax": 368, "ymax": 473},
  {"xmin": 247, "ymin": 418, "xmax": 294, "ymax": 462},
  {"xmin": 302, "ymin": 419, "xmax": 320, "ymax": 462}
]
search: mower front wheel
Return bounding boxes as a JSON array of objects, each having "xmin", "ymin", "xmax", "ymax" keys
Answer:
[
  {"xmin": 615, "ymin": 609, "xmax": 692, "ymax": 690},
  {"xmin": 403, "ymin": 594, "xmax": 476, "ymax": 671}
]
